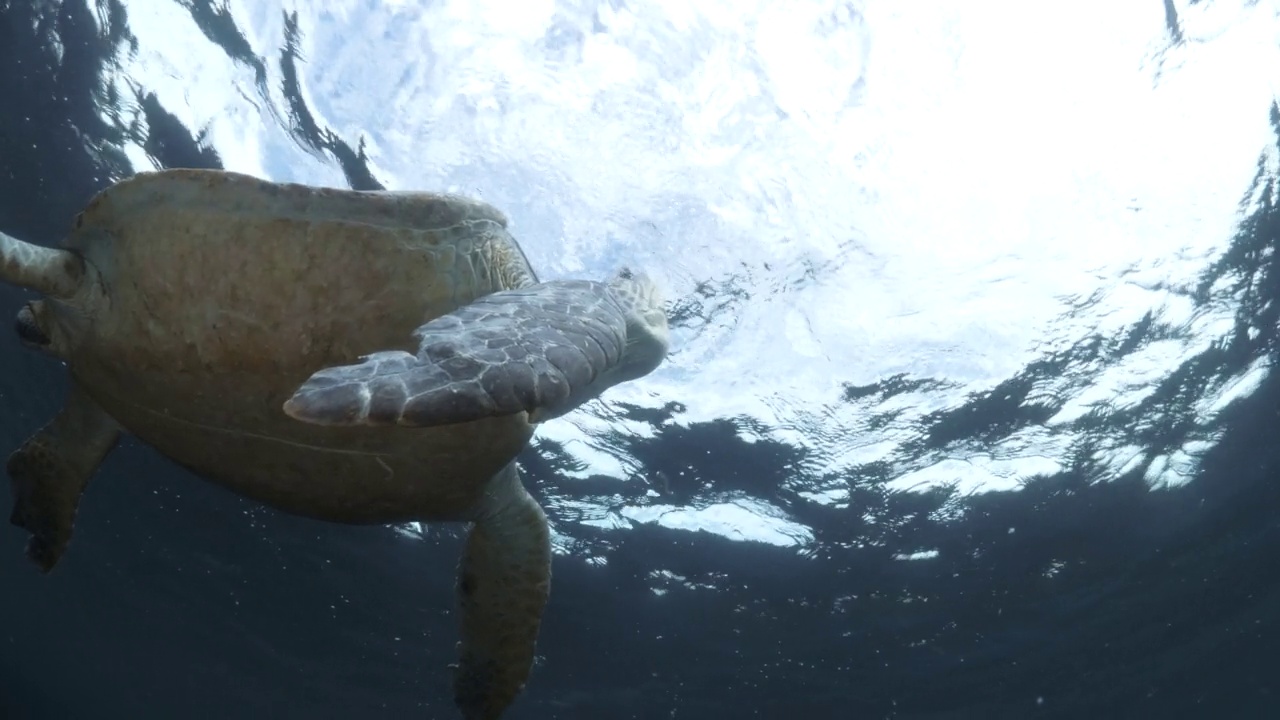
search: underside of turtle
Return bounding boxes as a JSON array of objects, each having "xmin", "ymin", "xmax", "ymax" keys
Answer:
[{"xmin": 0, "ymin": 169, "xmax": 670, "ymax": 720}]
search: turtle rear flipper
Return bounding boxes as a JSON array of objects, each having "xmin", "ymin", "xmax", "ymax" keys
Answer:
[
  {"xmin": 8, "ymin": 381, "xmax": 119, "ymax": 572},
  {"xmin": 452, "ymin": 461, "xmax": 551, "ymax": 720}
]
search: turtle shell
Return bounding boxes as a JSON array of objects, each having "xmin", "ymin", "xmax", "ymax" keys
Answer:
[{"xmin": 53, "ymin": 169, "xmax": 541, "ymax": 522}]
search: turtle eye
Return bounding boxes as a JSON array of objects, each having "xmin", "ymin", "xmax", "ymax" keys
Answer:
[{"xmin": 14, "ymin": 304, "xmax": 50, "ymax": 347}]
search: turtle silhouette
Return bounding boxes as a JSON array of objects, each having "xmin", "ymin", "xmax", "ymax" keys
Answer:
[{"xmin": 0, "ymin": 168, "xmax": 670, "ymax": 719}]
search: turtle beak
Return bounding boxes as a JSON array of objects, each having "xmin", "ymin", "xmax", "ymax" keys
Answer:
[{"xmin": 15, "ymin": 302, "xmax": 51, "ymax": 349}]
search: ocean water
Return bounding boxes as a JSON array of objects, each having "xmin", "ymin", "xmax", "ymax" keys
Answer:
[{"xmin": 1, "ymin": 1, "xmax": 1278, "ymax": 718}]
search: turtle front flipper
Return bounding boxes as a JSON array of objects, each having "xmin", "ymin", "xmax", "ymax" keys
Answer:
[
  {"xmin": 8, "ymin": 380, "xmax": 119, "ymax": 572},
  {"xmin": 453, "ymin": 462, "xmax": 551, "ymax": 720},
  {"xmin": 0, "ymin": 229, "xmax": 85, "ymax": 300},
  {"xmin": 283, "ymin": 273, "xmax": 670, "ymax": 428}
]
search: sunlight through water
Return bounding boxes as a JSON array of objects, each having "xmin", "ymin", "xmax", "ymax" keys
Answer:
[{"xmin": 92, "ymin": 0, "xmax": 1280, "ymax": 552}]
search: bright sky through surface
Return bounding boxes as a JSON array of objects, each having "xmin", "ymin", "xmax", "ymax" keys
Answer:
[{"xmin": 98, "ymin": 0, "xmax": 1279, "ymax": 548}]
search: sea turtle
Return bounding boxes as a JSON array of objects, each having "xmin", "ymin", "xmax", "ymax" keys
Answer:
[{"xmin": 0, "ymin": 168, "xmax": 669, "ymax": 719}]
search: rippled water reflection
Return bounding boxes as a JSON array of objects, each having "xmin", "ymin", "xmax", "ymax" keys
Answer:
[{"xmin": 2, "ymin": 1, "xmax": 1279, "ymax": 717}]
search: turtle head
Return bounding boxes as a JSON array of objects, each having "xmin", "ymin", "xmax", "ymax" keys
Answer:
[
  {"xmin": 15, "ymin": 302, "xmax": 52, "ymax": 349},
  {"xmin": 606, "ymin": 266, "xmax": 670, "ymax": 384},
  {"xmin": 1, "ymin": 229, "xmax": 92, "ymax": 358}
]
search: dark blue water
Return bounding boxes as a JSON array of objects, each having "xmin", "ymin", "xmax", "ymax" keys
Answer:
[{"xmin": 1, "ymin": 2, "xmax": 1278, "ymax": 718}]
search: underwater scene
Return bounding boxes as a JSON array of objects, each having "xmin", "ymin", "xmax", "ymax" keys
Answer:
[{"xmin": 1, "ymin": 1, "xmax": 1278, "ymax": 718}]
